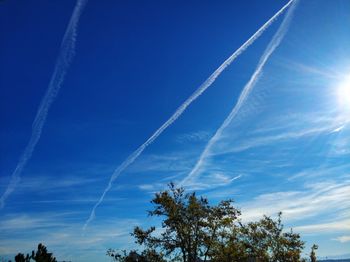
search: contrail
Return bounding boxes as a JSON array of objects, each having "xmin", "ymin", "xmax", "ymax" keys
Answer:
[
  {"xmin": 0, "ymin": 0, "xmax": 88, "ymax": 208},
  {"xmin": 181, "ymin": 0, "xmax": 299, "ymax": 187},
  {"xmin": 84, "ymin": 0, "xmax": 295, "ymax": 229}
]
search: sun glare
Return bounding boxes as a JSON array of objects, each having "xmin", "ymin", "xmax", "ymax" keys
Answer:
[{"xmin": 336, "ymin": 74, "xmax": 350, "ymax": 111}]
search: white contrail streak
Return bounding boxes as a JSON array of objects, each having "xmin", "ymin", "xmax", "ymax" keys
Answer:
[
  {"xmin": 181, "ymin": 0, "xmax": 299, "ymax": 187},
  {"xmin": 0, "ymin": 0, "xmax": 88, "ymax": 209},
  {"xmin": 83, "ymin": 0, "xmax": 295, "ymax": 230}
]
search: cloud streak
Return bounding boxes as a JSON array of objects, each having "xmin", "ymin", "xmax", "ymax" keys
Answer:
[
  {"xmin": 181, "ymin": 0, "xmax": 298, "ymax": 186},
  {"xmin": 0, "ymin": 0, "xmax": 88, "ymax": 208},
  {"xmin": 295, "ymin": 219, "xmax": 350, "ymax": 234},
  {"xmin": 84, "ymin": 0, "xmax": 295, "ymax": 230},
  {"xmin": 0, "ymin": 214, "xmax": 137, "ymax": 262},
  {"xmin": 332, "ymin": 236, "xmax": 350, "ymax": 243},
  {"xmin": 240, "ymin": 180, "xmax": 350, "ymax": 223}
]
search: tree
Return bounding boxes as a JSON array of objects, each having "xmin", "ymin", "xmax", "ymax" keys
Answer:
[
  {"xmin": 238, "ymin": 213, "xmax": 304, "ymax": 262},
  {"xmin": 14, "ymin": 253, "xmax": 30, "ymax": 262},
  {"xmin": 31, "ymin": 243, "xmax": 56, "ymax": 262},
  {"xmin": 108, "ymin": 183, "xmax": 240, "ymax": 262},
  {"xmin": 209, "ymin": 213, "xmax": 304, "ymax": 262},
  {"xmin": 13, "ymin": 243, "xmax": 56, "ymax": 262},
  {"xmin": 108, "ymin": 183, "xmax": 311, "ymax": 262},
  {"xmin": 107, "ymin": 249, "xmax": 165, "ymax": 262},
  {"xmin": 310, "ymin": 244, "xmax": 318, "ymax": 262},
  {"xmin": 132, "ymin": 183, "xmax": 240, "ymax": 262}
]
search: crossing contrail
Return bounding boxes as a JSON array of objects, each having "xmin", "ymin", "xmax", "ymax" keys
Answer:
[
  {"xmin": 83, "ymin": 0, "xmax": 295, "ymax": 229},
  {"xmin": 181, "ymin": 0, "xmax": 299, "ymax": 187},
  {"xmin": 0, "ymin": 0, "xmax": 88, "ymax": 208}
]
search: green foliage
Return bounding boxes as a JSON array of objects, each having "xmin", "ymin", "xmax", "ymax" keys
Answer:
[
  {"xmin": 133, "ymin": 183, "xmax": 240, "ymax": 262},
  {"xmin": 108, "ymin": 183, "xmax": 309, "ymax": 262},
  {"xmin": 221, "ymin": 212, "xmax": 304, "ymax": 262}
]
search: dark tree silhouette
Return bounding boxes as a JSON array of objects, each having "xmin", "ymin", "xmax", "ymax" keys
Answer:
[
  {"xmin": 14, "ymin": 253, "xmax": 30, "ymax": 262},
  {"xmin": 310, "ymin": 244, "xmax": 318, "ymax": 262},
  {"xmin": 13, "ymin": 243, "xmax": 56, "ymax": 262}
]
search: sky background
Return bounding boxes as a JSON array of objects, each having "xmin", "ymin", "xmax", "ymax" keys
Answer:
[{"xmin": 1, "ymin": 0, "xmax": 350, "ymax": 261}]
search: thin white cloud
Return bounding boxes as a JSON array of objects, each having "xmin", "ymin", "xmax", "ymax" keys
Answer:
[
  {"xmin": 295, "ymin": 220, "xmax": 350, "ymax": 234},
  {"xmin": 0, "ymin": 212, "xmax": 79, "ymax": 231},
  {"xmin": 288, "ymin": 164, "xmax": 350, "ymax": 181},
  {"xmin": 331, "ymin": 125, "xmax": 346, "ymax": 133},
  {"xmin": 239, "ymin": 180, "xmax": 350, "ymax": 224},
  {"xmin": 184, "ymin": 174, "xmax": 242, "ymax": 191},
  {"xmin": 277, "ymin": 58, "xmax": 343, "ymax": 80},
  {"xmin": 181, "ymin": 0, "xmax": 299, "ymax": 186},
  {"xmin": 0, "ymin": 215, "xmax": 138, "ymax": 262},
  {"xmin": 12, "ymin": 176, "xmax": 100, "ymax": 191},
  {"xmin": 127, "ymin": 152, "xmax": 194, "ymax": 174},
  {"xmin": 84, "ymin": 0, "xmax": 296, "ymax": 230},
  {"xmin": 176, "ymin": 131, "xmax": 210, "ymax": 144},
  {"xmin": 138, "ymin": 174, "xmax": 242, "ymax": 194},
  {"xmin": 214, "ymin": 123, "xmax": 343, "ymax": 156},
  {"xmin": 198, "ymin": 111, "xmax": 350, "ymax": 164},
  {"xmin": 0, "ymin": 0, "xmax": 88, "ymax": 209},
  {"xmin": 27, "ymin": 197, "xmax": 125, "ymax": 205},
  {"xmin": 332, "ymin": 236, "xmax": 350, "ymax": 243}
]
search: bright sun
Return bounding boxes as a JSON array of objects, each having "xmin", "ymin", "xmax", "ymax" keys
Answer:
[{"xmin": 336, "ymin": 75, "xmax": 350, "ymax": 111}]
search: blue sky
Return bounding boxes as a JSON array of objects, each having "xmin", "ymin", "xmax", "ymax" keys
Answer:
[{"xmin": 1, "ymin": 0, "xmax": 350, "ymax": 261}]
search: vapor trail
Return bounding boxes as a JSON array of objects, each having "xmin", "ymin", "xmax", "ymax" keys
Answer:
[
  {"xmin": 83, "ymin": 0, "xmax": 295, "ymax": 230},
  {"xmin": 181, "ymin": 0, "xmax": 299, "ymax": 187},
  {"xmin": 0, "ymin": 0, "xmax": 88, "ymax": 208}
]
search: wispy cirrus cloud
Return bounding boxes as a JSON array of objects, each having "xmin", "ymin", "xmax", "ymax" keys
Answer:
[
  {"xmin": 0, "ymin": 0, "xmax": 88, "ymax": 209},
  {"xmin": 16, "ymin": 176, "xmax": 99, "ymax": 190},
  {"xmin": 332, "ymin": 236, "xmax": 350, "ymax": 243},
  {"xmin": 0, "ymin": 212, "xmax": 79, "ymax": 231},
  {"xmin": 295, "ymin": 220, "xmax": 350, "ymax": 235},
  {"xmin": 0, "ymin": 213, "xmax": 138, "ymax": 262},
  {"xmin": 183, "ymin": 174, "xmax": 242, "ymax": 191},
  {"xmin": 138, "ymin": 174, "xmax": 242, "ymax": 193},
  {"xmin": 127, "ymin": 152, "xmax": 194, "ymax": 174},
  {"xmin": 239, "ymin": 180, "xmax": 350, "ymax": 224},
  {"xmin": 181, "ymin": 0, "xmax": 299, "ymax": 187},
  {"xmin": 176, "ymin": 131, "xmax": 211, "ymax": 144},
  {"xmin": 288, "ymin": 163, "xmax": 350, "ymax": 181},
  {"xmin": 276, "ymin": 58, "xmax": 344, "ymax": 80},
  {"xmin": 132, "ymin": 150, "xmax": 243, "ymax": 193},
  {"xmin": 210, "ymin": 112, "xmax": 350, "ymax": 157},
  {"xmin": 84, "ymin": 0, "xmax": 296, "ymax": 230}
]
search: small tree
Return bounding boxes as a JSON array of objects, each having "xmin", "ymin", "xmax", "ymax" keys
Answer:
[
  {"xmin": 31, "ymin": 243, "xmax": 57, "ymax": 262},
  {"xmin": 107, "ymin": 183, "xmax": 240, "ymax": 262},
  {"xmin": 242, "ymin": 213, "xmax": 304, "ymax": 262},
  {"xmin": 310, "ymin": 244, "xmax": 318, "ymax": 262},
  {"xmin": 132, "ymin": 183, "xmax": 240, "ymax": 262},
  {"xmin": 14, "ymin": 253, "xmax": 30, "ymax": 262},
  {"xmin": 13, "ymin": 243, "xmax": 56, "ymax": 262},
  {"xmin": 107, "ymin": 248, "xmax": 165, "ymax": 262},
  {"xmin": 202, "ymin": 212, "xmax": 304, "ymax": 262}
]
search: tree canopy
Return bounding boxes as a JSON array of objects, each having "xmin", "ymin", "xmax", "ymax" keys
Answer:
[{"xmin": 108, "ymin": 183, "xmax": 313, "ymax": 262}]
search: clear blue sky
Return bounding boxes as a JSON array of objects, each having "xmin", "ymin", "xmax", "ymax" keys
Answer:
[{"xmin": 1, "ymin": 0, "xmax": 350, "ymax": 261}]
